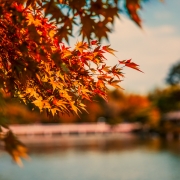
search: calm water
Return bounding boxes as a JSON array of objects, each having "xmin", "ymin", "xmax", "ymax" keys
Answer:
[{"xmin": 1, "ymin": 134, "xmax": 180, "ymax": 180}]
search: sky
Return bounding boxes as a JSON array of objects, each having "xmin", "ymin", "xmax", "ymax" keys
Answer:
[
  {"xmin": 106, "ymin": 0, "xmax": 180, "ymax": 94},
  {"xmin": 70, "ymin": 0, "xmax": 180, "ymax": 95}
]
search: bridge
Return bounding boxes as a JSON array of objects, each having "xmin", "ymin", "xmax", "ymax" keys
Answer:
[{"xmin": 9, "ymin": 123, "xmax": 142, "ymax": 136}]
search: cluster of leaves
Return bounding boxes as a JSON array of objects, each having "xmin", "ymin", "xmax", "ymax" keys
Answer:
[
  {"xmin": 27, "ymin": 0, "xmax": 144, "ymax": 42},
  {"xmin": 0, "ymin": 0, "xmax": 146, "ymax": 43},
  {"xmin": 3, "ymin": 131, "xmax": 28, "ymax": 166},
  {"xmin": 0, "ymin": 1, "xmax": 142, "ymax": 117}
]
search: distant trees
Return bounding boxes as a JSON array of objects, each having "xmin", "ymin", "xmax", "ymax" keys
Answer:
[
  {"xmin": 147, "ymin": 60, "xmax": 180, "ymax": 113},
  {"xmin": 105, "ymin": 90, "xmax": 160, "ymax": 127},
  {"xmin": 166, "ymin": 60, "xmax": 180, "ymax": 86},
  {"xmin": 149, "ymin": 85, "xmax": 180, "ymax": 113}
]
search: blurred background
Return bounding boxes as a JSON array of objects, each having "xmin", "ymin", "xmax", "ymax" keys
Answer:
[{"xmin": 1, "ymin": 0, "xmax": 180, "ymax": 180}]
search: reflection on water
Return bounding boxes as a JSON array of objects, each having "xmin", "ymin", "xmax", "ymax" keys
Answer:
[
  {"xmin": 19, "ymin": 133, "xmax": 180, "ymax": 155},
  {"xmin": 1, "ymin": 134, "xmax": 180, "ymax": 180}
]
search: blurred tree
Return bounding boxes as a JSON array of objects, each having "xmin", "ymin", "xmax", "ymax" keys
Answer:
[
  {"xmin": 101, "ymin": 90, "xmax": 160, "ymax": 127},
  {"xmin": 150, "ymin": 60, "xmax": 180, "ymax": 113},
  {"xmin": 166, "ymin": 60, "xmax": 180, "ymax": 86},
  {"xmin": 149, "ymin": 86, "xmax": 180, "ymax": 113},
  {"xmin": 148, "ymin": 86, "xmax": 180, "ymax": 136},
  {"xmin": 104, "ymin": 90, "xmax": 126, "ymax": 124},
  {"xmin": 121, "ymin": 93, "xmax": 160, "ymax": 128}
]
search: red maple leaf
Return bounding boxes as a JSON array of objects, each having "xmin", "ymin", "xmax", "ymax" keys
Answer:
[{"xmin": 119, "ymin": 59, "xmax": 143, "ymax": 73}]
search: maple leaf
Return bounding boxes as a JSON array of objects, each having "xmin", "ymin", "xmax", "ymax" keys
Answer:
[
  {"xmin": 50, "ymin": 108, "xmax": 59, "ymax": 116},
  {"xmin": 98, "ymin": 75, "xmax": 112, "ymax": 80},
  {"xmin": 119, "ymin": 59, "xmax": 143, "ymax": 73},
  {"xmin": 91, "ymin": 40, "xmax": 98, "ymax": 45},
  {"xmin": 42, "ymin": 100, "xmax": 51, "ymax": 109},
  {"xmin": 101, "ymin": 65, "xmax": 110, "ymax": 73},
  {"xmin": 78, "ymin": 103, "xmax": 88, "ymax": 113},
  {"xmin": 70, "ymin": 101, "xmax": 80, "ymax": 115},
  {"xmin": 94, "ymin": 89, "xmax": 108, "ymax": 101},
  {"xmin": 75, "ymin": 41, "xmax": 88, "ymax": 54},
  {"xmin": 126, "ymin": 0, "xmax": 142, "ymax": 27},
  {"xmin": 62, "ymin": 50, "xmax": 72, "ymax": 58},
  {"xmin": 4, "ymin": 131, "xmax": 28, "ymax": 167},
  {"xmin": 111, "ymin": 65, "xmax": 124, "ymax": 79},
  {"xmin": 108, "ymin": 80, "xmax": 123, "ymax": 89},
  {"xmin": 12, "ymin": 2, "xmax": 24, "ymax": 12},
  {"xmin": 96, "ymin": 79, "xmax": 105, "ymax": 89},
  {"xmin": 26, "ymin": 14, "xmax": 42, "ymax": 27},
  {"xmin": 32, "ymin": 98, "xmax": 43, "ymax": 112},
  {"xmin": 35, "ymin": 73, "xmax": 41, "ymax": 84},
  {"xmin": 102, "ymin": 45, "xmax": 117, "ymax": 56},
  {"xmin": 49, "ymin": 29, "xmax": 56, "ymax": 38}
]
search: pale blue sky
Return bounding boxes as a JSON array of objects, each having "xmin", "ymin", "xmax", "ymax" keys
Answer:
[{"xmin": 105, "ymin": 0, "xmax": 180, "ymax": 94}]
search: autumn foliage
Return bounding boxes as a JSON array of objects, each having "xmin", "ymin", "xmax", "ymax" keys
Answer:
[
  {"xmin": 0, "ymin": 1, "xmax": 142, "ymax": 117},
  {"xmin": 0, "ymin": 0, "xmax": 145, "ymax": 164}
]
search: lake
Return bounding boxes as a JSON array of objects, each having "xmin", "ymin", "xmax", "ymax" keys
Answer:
[{"xmin": 1, "ymin": 133, "xmax": 180, "ymax": 180}]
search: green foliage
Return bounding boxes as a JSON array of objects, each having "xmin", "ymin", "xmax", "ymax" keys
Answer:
[
  {"xmin": 166, "ymin": 60, "xmax": 180, "ymax": 86},
  {"xmin": 149, "ymin": 86, "xmax": 180, "ymax": 113}
]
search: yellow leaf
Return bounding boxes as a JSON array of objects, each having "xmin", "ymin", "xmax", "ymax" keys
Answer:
[
  {"xmin": 75, "ymin": 41, "xmax": 88, "ymax": 54},
  {"xmin": 56, "ymin": 100, "xmax": 70, "ymax": 112},
  {"xmin": 102, "ymin": 45, "xmax": 117, "ymax": 56},
  {"xmin": 49, "ymin": 29, "xmax": 56, "ymax": 38},
  {"xmin": 96, "ymin": 80, "xmax": 105, "ymax": 89},
  {"xmin": 51, "ymin": 108, "xmax": 59, "ymax": 116},
  {"xmin": 32, "ymin": 98, "xmax": 43, "ymax": 111},
  {"xmin": 62, "ymin": 50, "xmax": 72, "ymax": 58},
  {"xmin": 26, "ymin": 13, "xmax": 42, "ymax": 27},
  {"xmin": 79, "ymin": 103, "xmax": 88, "ymax": 113},
  {"xmin": 70, "ymin": 101, "xmax": 79, "ymax": 115},
  {"xmin": 58, "ymin": 71, "xmax": 65, "ymax": 81},
  {"xmin": 42, "ymin": 100, "xmax": 51, "ymax": 109}
]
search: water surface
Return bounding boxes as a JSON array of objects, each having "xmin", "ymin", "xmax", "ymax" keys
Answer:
[{"xmin": 1, "ymin": 134, "xmax": 180, "ymax": 180}]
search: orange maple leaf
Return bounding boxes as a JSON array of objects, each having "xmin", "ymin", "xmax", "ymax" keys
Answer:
[
  {"xmin": 102, "ymin": 45, "xmax": 117, "ymax": 56},
  {"xmin": 75, "ymin": 41, "xmax": 88, "ymax": 54},
  {"xmin": 108, "ymin": 80, "xmax": 123, "ymax": 89}
]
